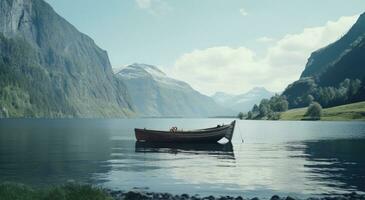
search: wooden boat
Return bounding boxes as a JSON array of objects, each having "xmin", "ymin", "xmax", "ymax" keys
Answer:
[{"xmin": 134, "ymin": 120, "xmax": 236, "ymax": 143}]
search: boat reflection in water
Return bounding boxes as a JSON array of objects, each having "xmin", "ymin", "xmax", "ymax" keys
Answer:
[{"xmin": 135, "ymin": 141, "xmax": 235, "ymax": 160}]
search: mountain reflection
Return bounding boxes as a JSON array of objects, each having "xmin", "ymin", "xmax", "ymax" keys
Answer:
[
  {"xmin": 135, "ymin": 141, "xmax": 235, "ymax": 160},
  {"xmin": 0, "ymin": 119, "xmax": 113, "ymax": 186},
  {"xmin": 289, "ymin": 139, "xmax": 365, "ymax": 194}
]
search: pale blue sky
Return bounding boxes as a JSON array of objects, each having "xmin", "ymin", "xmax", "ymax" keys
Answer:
[
  {"xmin": 45, "ymin": 0, "xmax": 365, "ymax": 67},
  {"xmin": 45, "ymin": 0, "xmax": 365, "ymax": 94}
]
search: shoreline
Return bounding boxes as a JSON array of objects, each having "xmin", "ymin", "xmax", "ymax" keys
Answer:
[
  {"xmin": 105, "ymin": 190, "xmax": 365, "ymax": 200},
  {"xmin": 1, "ymin": 183, "xmax": 364, "ymax": 200}
]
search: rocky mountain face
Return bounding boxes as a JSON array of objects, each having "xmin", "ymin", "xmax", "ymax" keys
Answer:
[
  {"xmin": 116, "ymin": 63, "xmax": 228, "ymax": 117},
  {"xmin": 0, "ymin": 0, "xmax": 133, "ymax": 118},
  {"xmin": 300, "ymin": 13, "xmax": 365, "ymax": 84},
  {"xmin": 282, "ymin": 12, "xmax": 365, "ymax": 108},
  {"xmin": 212, "ymin": 87, "xmax": 274, "ymax": 113}
]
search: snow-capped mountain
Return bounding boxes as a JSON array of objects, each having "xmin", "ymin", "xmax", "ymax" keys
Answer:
[
  {"xmin": 116, "ymin": 63, "xmax": 228, "ymax": 117},
  {"xmin": 212, "ymin": 87, "xmax": 275, "ymax": 113},
  {"xmin": 119, "ymin": 64, "xmax": 191, "ymax": 90}
]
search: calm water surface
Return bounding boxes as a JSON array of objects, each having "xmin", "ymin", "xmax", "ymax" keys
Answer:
[{"xmin": 0, "ymin": 119, "xmax": 365, "ymax": 198}]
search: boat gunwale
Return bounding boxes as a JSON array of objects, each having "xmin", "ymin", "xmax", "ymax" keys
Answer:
[{"xmin": 135, "ymin": 124, "xmax": 231, "ymax": 135}]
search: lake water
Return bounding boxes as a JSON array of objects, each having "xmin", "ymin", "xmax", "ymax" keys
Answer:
[{"xmin": 0, "ymin": 119, "xmax": 364, "ymax": 198}]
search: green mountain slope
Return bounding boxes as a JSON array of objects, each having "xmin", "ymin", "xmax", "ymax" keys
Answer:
[
  {"xmin": 282, "ymin": 12, "xmax": 365, "ymax": 109},
  {"xmin": 0, "ymin": 0, "xmax": 134, "ymax": 118},
  {"xmin": 300, "ymin": 13, "xmax": 365, "ymax": 81},
  {"xmin": 247, "ymin": 13, "xmax": 365, "ymax": 120}
]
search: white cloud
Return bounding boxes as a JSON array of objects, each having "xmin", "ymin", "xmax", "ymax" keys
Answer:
[
  {"xmin": 135, "ymin": 0, "xmax": 151, "ymax": 9},
  {"xmin": 135, "ymin": 0, "xmax": 171, "ymax": 15},
  {"xmin": 167, "ymin": 47, "xmax": 268, "ymax": 95},
  {"xmin": 264, "ymin": 14, "xmax": 358, "ymax": 88},
  {"xmin": 257, "ymin": 36, "xmax": 275, "ymax": 43},
  {"xmin": 167, "ymin": 15, "xmax": 358, "ymax": 95},
  {"xmin": 239, "ymin": 8, "xmax": 248, "ymax": 16}
]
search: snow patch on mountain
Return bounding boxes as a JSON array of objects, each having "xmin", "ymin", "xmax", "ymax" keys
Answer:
[
  {"xmin": 116, "ymin": 63, "xmax": 229, "ymax": 117},
  {"xmin": 117, "ymin": 63, "xmax": 191, "ymax": 90}
]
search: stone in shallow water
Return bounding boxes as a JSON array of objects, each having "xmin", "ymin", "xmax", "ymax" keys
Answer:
[
  {"xmin": 162, "ymin": 193, "xmax": 173, "ymax": 200},
  {"xmin": 110, "ymin": 190, "xmax": 123, "ymax": 198},
  {"xmin": 123, "ymin": 191, "xmax": 149, "ymax": 200},
  {"xmin": 202, "ymin": 195, "xmax": 216, "ymax": 200},
  {"xmin": 271, "ymin": 195, "xmax": 281, "ymax": 200}
]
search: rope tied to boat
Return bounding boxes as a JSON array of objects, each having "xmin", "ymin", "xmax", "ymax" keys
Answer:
[{"xmin": 237, "ymin": 121, "xmax": 244, "ymax": 143}]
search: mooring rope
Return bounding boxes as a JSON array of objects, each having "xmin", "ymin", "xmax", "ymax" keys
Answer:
[{"xmin": 237, "ymin": 120, "xmax": 244, "ymax": 143}]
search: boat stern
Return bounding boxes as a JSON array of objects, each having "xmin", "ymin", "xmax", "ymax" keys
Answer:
[{"xmin": 224, "ymin": 120, "xmax": 236, "ymax": 141}]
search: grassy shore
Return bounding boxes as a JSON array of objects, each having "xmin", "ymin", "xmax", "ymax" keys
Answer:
[
  {"xmin": 0, "ymin": 183, "xmax": 112, "ymax": 200},
  {"xmin": 280, "ymin": 101, "xmax": 365, "ymax": 121}
]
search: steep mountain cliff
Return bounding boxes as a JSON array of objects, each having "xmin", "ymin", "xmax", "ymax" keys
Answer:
[
  {"xmin": 300, "ymin": 12, "xmax": 365, "ymax": 86},
  {"xmin": 0, "ymin": 0, "xmax": 133, "ymax": 118},
  {"xmin": 116, "ymin": 63, "xmax": 228, "ymax": 117},
  {"xmin": 212, "ymin": 87, "xmax": 274, "ymax": 113},
  {"xmin": 282, "ymin": 12, "xmax": 365, "ymax": 108}
]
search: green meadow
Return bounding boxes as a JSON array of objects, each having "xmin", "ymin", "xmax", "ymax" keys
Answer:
[{"xmin": 280, "ymin": 101, "xmax": 365, "ymax": 121}]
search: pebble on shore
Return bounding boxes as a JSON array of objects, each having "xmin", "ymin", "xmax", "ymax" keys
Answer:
[{"xmin": 104, "ymin": 190, "xmax": 365, "ymax": 200}]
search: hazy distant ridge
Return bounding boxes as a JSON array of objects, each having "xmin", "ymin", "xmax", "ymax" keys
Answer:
[{"xmin": 212, "ymin": 87, "xmax": 274, "ymax": 113}]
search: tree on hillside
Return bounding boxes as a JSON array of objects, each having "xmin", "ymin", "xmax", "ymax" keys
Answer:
[
  {"xmin": 304, "ymin": 95, "xmax": 314, "ymax": 106},
  {"xmin": 259, "ymin": 99, "xmax": 270, "ymax": 117},
  {"xmin": 246, "ymin": 95, "xmax": 289, "ymax": 120},
  {"xmin": 282, "ymin": 77, "xmax": 317, "ymax": 108},
  {"xmin": 237, "ymin": 112, "xmax": 244, "ymax": 120},
  {"xmin": 252, "ymin": 104, "xmax": 259, "ymax": 113},
  {"xmin": 348, "ymin": 79, "xmax": 362, "ymax": 97},
  {"xmin": 246, "ymin": 111, "xmax": 253, "ymax": 119},
  {"xmin": 270, "ymin": 94, "xmax": 289, "ymax": 112},
  {"xmin": 305, "ymin": 102, "xmax": 322, "ymax": 120}
]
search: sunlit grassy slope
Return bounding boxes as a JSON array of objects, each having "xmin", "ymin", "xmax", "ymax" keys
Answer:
[{"xmin": 280, "ymin": 101, "xmax": 365, "ymax": 121}]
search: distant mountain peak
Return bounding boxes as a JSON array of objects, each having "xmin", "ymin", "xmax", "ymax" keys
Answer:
[
  {"xmin": 211, "ymin": 87, "xmax": 274, "ymax": 113},
  {"xmin": 249, "ymin": 87, "xmax": 269, "ymax": 92},
  {"xmin": 252, "ymin": 86, "xmax": 267, "ymax": 90},
  {"xmin": 116, "ymin": 63, "xmax": 228, "ymax": 117},
  {"xmin": 212, "ymin": 91, "xmax": 233, "ymax": 97},
  {"xmin": 130, "ymin": 63, "xmax": 166, "ymax": 76},
  {"xmin": 117, "ymin": 63, "xmax": 193, "ymax": 91},
  {"xmin": 213, "ymin": 87, "xmax": 270, "ymax": 96},
  {"xmin": 118, "ymin": 63, "xmax": 167, "ymax": 79}
]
